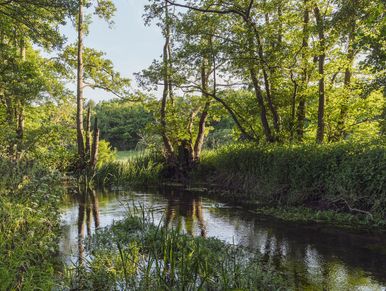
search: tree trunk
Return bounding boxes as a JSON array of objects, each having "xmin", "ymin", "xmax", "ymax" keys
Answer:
[
  {"xmin": 314, "ymin": 5, "xmax": 326, "ymax": 144},
  {"xmin": 290, "ymin": 75, "xmax": 298, "ymax": 140},
  {"xmin": 194, "ymin": 101, "xmax": 210, "ymax": 160},
  {"xmin": 249, "ymin": 67, "xmax": 274, "ymax": 142},
  {"xmin": 77, "ymin": 0, "xmax": 85, "ymax": 164},
  {"xmin": 209, "ymin": 92, "xmax": 257, "ymax": 141},
  {"xmin": 161, "ymin": 0, "xmax": 175, "ymax": 161},
  {"xmin": 336, "ymin": 20, "xmax": 356, "ymax": 139},
  {"xmin": 255, "ymin": 31, "xmax": 280, "ymax": 133},
  {"xmin": 297, "ymin": 0, "xmax": 310, "ymax": 141},
  {"xmin": 16, "ymin": 102, "xmax": 24, "ymax": 159},
  {"xmin": 15, "ymin": 38, "xmax": 26, "ymax": 160},
  {"xmin": 85, "ymin": 106, "xmax": 91, "ymax": 159},
  {"xmin": 90, "ymin": 117, "xmax": 99, "ymax": 170},
  {"xmin": 193, "ymin": 60, "xmax": 211, "ymax": 160}
]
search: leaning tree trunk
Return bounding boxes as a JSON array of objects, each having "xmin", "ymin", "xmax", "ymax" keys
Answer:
[
  {"xmin": 314, "ymin": 5, "xmax": 326, "ymax": 144},
  {"xmin": 249, "ymin": 67, "xmax": 274, "ymax": 142},
  {"xmin": 254, "ymin": 29, "xmax": 280, "ymax": 134},
  {"xmin": 193, "ymin": 58, "xmax": 211, "ymax": 161},
  {"xmin": 247, "ymin": 27, "xmax": 274, "ymax": 142},
  {"xmin": 193, "ymin": 100, "xmax": 210, "ymax": 161}
]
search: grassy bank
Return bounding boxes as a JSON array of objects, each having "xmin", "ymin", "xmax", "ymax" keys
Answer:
[
  {"xmin": 97, "ymin": 140, "xmax": 386, "ymax": 227},
  {"xmin": 65, "ymin": 210, "xmax": 285, "ymax": 290},
  {"xmin": 195, "ymin": 140, "xmax": 386, "ymax": 222},
  {"xmin": 0, "ymin": 159, "xmax": 64, "ymax": 290}
]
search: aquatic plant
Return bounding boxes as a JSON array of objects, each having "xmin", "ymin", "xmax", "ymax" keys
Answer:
[{"xmin": 65, "ymin": 208, "xmax": 286, "ymax": 290}]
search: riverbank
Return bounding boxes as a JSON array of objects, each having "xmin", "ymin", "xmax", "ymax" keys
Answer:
[{"xmin": 96, "ymin": 140, "xmax": 386, "ymax": 228}]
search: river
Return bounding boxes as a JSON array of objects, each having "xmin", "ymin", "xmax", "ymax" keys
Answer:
[{"xmin": 60, "ymin": 187, "xmax": 386, "ymax": 290}]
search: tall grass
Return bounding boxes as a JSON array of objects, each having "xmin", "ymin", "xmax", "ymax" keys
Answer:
[
  {"xmin": 95, "ymin": 151, "xmax": 164, "ymax": 187},
  {"xmin": 0, "ymin": 158, "xmax": 64, "ymax": 290},
  {"xmin": 194, "ymin": 139, "xmax": 386, "ymax": 221},
  {"xmin": 65, "ymin": 208, "xmax": 286, "ymax": 290}
]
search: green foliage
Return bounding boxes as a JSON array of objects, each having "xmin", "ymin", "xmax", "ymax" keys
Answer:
[
  {"xmin": 0, "ymin": 0, "xmax": 77, "ymax": 48},
  {"xmin": 0, "ymin": 159, "xmax": 64, "ymax": 290},
  {"xmin": 65, "ymin": 211, "xmax": 285, "ymax": 290},
  {"xmin": 0, "ymin": 99, "xmax": 77, "ymax": 171},
  {"xmin": 142, "ymin": 0, "xmax": 385, "ymax": 144},
  {"xmin": 195, "ymin": 139, "xmax": 386, "ymax": 221},
  {"xmin": 60, "ymin": 46, "xmax": 131, "ymax": 99},
  {"xmin": 96, "ymin": 139, "xmax": 116, "ymax": 168},
  {"xmin": 96, "ymin": 100, "xmax": 153, "ymax": 150}
]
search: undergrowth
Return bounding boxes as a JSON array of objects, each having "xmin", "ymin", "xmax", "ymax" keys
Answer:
[{"xmin": 0, "ymin": 158, "xmax": 64, "ymax": 290}]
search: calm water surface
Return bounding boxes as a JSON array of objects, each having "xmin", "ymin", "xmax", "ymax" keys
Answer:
[{"xmin": 60, "ymin": 188, "xmax": 386, "ymax": 290}]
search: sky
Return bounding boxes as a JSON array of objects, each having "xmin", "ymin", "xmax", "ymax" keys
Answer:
[{"xmin": 59, "ymin": 0, "xmax": 164, "ymax": 103}]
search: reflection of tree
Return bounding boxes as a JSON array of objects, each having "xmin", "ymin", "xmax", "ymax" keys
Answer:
[
  {"xmin": 164, "ymin": 190, "xmax": 206, "ymax": 237},
  {"xmin": 77, "ymin": 186, "xmax": 100, "ymax": 265},
  {"xmin": 209, "ymin": 206, "xmax": 386, "ymax": 290}
]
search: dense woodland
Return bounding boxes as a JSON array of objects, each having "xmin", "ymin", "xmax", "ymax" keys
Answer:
[
  {"xmin": 0, "ymin": 0, "xmax": 385, "ymax": 290},
  {"xmin": 0, "ymin": 0, "xmax": 384, "ymax": 167}
]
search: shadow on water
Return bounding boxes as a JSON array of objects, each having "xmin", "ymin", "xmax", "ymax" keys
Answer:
[{"xmin": 60, "ymin": 187, "xmax": 386, "ymax": 290}]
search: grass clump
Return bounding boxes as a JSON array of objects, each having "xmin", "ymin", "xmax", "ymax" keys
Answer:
[
  {"xmin": 65, "ymin": 210, "xmax": 286, "ymax": 290},
  {"xmin": 95, "ymin": 151, "xmax": 164, "ymax": 187},
  {"xmin": 0, "ymin": 158, "xmax": 64, "ymax": 290}
]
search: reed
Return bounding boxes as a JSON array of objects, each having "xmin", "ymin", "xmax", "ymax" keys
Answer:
[{"xmin": 94, "ymin": 150, "xmax": 164, "ymax": 187}]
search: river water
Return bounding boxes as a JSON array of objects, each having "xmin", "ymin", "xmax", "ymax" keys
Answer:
[{"xmin": 60, "ymin": 187, "xmax": 386, "ymax": 290}]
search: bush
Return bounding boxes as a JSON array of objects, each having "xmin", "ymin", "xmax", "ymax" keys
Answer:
[{"xmin": 0, "ymin": 158, "xmax": 64, "ymax": 290}]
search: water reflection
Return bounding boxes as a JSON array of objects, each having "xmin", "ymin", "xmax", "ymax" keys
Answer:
[
  {"xmin": 60, "ymin": 188, "xmax": 386, "ymax": 290},
  {"xmin": 164, "ymin": 189, "xmax": 207, "ymax": 237},
  {"xmin": 80, "ymin": 187, "xmax": 100, "ymax": 265}
]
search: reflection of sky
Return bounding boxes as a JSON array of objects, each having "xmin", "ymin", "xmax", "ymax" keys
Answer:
[{"xmin": 60, "ymin": 190, "xmax": 386, "ymax": 290}]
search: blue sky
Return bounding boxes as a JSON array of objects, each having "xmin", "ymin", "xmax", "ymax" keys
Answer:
[{"xmin": 60, "ymin": 0, "xmax": 164, "ymax": 103}]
